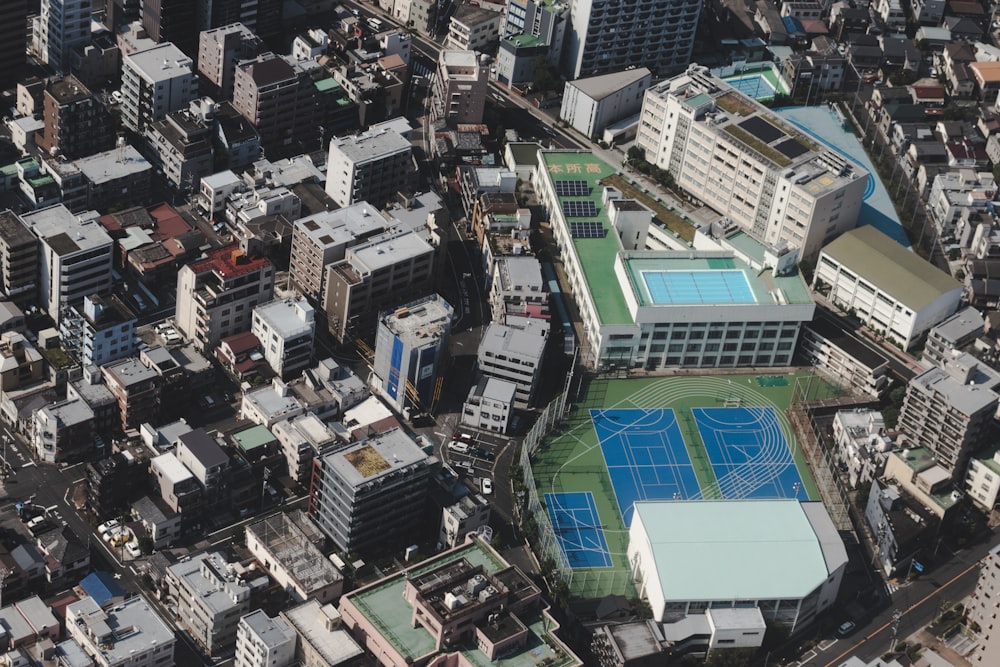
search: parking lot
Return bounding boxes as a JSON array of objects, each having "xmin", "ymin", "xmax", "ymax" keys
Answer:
[{"xmin": 442, "ymin": 430, "xmax": 506, "ymax": 494}]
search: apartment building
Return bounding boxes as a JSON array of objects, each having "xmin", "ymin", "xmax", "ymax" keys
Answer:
[
  {"xmin": 251, "ymin": 297, "xmax": 316, "ymax": 379},
  {"xmin": 197, "ymin": 23, "xmax": 265, "ymax": 101},
  {"xmin": 74, "ymin": 145, "xmax": 154, "ymax": 212},
  {"xmin": 0, "ymin": 211, "xmax": 38, "ymax": 308},
  {"xmin": 324, "ymin": 125, "xmax": 412, "ymax": 208},
  {"xmin": 122, "ymin": 42, "xmax": 199, "ymax": 134},
  {"xmin": 432, "ymin": 50, "xmax": 489, "ymax": 127},
  {"xmin": 966, "ymin": 446, "xmax": 1000, "ymax": 510},
  {"xmin": 923, "ymin": 306, "xmax": 985, "ymax": 369},
  {"xmin": 150, "ymin": 451, "xmax": 204, "ymax": 526},
  {"xmin": 33, "ymin": 0, "xmax": 90, "ymax": 74},
  {"xmin": 446, "ymin": 5, "xmax": 502, "ymax": 53},
  {"xmin": 235, "ymin": 610, "xmax": 296, "ymax": 667},
  {"xmin": 462, "ymin": 377, "xmax": 516, "ymax": 433},
  {"xmin": 287, "ymin": 204, "xmax": 389, "ymax": 300},
  {"xmin": 970, "ymin": 543, "xmax": 1000, "ymax": 664},
  {"xmin": 476, "ymin": 323, "xmax": 545, "ymax": 408},
  {"xmin": 310, "ymin": 428, "xmax": 433, "ymax": 553},
  {"xmin": 0, "ymin": 332, "xmax": 43, "ymax": 392},
  {"xmin": 146, "ymin": 101, "xmax": 216, "ymax": 192},
  {"xmin": 31, "ymin": 399, "xmax": 95, "ymax": 464},
  {"xmin": 175, "ymin": 245, "xmax": 275, "ymax": 352},
  {"xmin": 814, "ymin": 225, "xmax": 963, "ymax": 350},
  {"xmin": 798, "ymin": 316, "xmax": 891, "ymax": 399},
  {"xmin": 66, "ymin": 595, "xmax": 175, "ymax": 667},
  {"xmin": 927, "ymin": 169, "xmax": 996, "ymax": 237},
  {"xmin": 323, "ymin": 230, "xmax": 436, "ymax": 343},
  {"xmin": 59, "ymin": 294, "xmax": 137, "ymax": 368},
  {"xmin": 36, "ymin": 75, "xmax": 116, "ymax": 160},
  {"xmin": 562, "ymin": 0, "xmax": 700, "ymax": 79},
  {"xmin": 373, "ymin": 295, "xmax": 453, "ymax": 413},
  {"xmin": 102, "ymin": 357, "xmax": 160, "ymax": 430},
  {"xmin": 636, "ymin": 67, "xmax": 868, "ymax": 261},
  {"xmin": 897, "ymin": 354, "xmax": 1000, "ymax": 480},
  {"xmin": 21, "ymin": 205, "xmax": 114, "ymax": 325},
  {"xmin": 166, "ymin": 551, "xmax": 251, "ymax": 656},
  {"xmin": 280, "ymin": 600, "xmax": 364, "ymax": 667},
  {"xmin": 489, "ymin": 256, "xmax": 549, "ymax": 323}
]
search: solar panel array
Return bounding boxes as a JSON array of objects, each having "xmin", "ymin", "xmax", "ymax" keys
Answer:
[
  {"xmin": 555, "ymin": 180, "xmax": 590, "ymax": 197},
  {"xmin": 570, "ymin": 222, "xmax": 607, "ymax": 238},
  {"xmin": 563, "ymin": 200, "xmax": 598, "ymax": 217}
]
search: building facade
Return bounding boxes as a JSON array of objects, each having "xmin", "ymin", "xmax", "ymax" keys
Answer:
[
  {"xmin": 122, "ymin": 42, "xmax": 199, "ymax": 134},
  {"xmin": 33, "ymin": 0, "xmax": 90, "ymax": 74},
  {"xmin": 36, "ymin": 75, "xmax": 116, "ymax": 160},
  {"xmin": 0, "ymin": 211, "xmax": 38, "ymax": 308},
  {"xmin": 166, "ymin": 551, "xmax": 251, "ymax": 656},
  {"xmin": 324, "ymin": 125, "xmax": 412, "ymax": 209},
  {"xmin": 235, "ymin": 610, "xmax": 296, "ymax": 667},
  {"xmin": 251, "ymin": 297, "xmax": 316, "ymax": 380},
  {"xmin": 65, "ymin": 595, "xmax": 175, "ymax": 667},
  {"xmin": 560, "ymin": 68, "xmax": 652, "ymax": 140},
  {"xmin": 432, "ymin": 50, "xmax": 489, "ymax": 127},
  {"xmin": 197, "ymin": 23, "xmax": 265, "ymax": 101},
  {"xmin": 60, "ymin": 294, "xmax": 137, "ymax": 368}
]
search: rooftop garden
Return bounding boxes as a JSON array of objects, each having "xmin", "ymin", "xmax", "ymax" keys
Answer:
[{"xmin": 722, "ymin": 125, "xmax": 792, "ymax": 167}]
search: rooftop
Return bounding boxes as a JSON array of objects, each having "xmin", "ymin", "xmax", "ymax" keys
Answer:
[
  {"xmin": 323, "ymin": 428, "xmax": 427, "ymax": 488},
  {"xmin": 232, "ymin": 424, "xmax": 276, "ymax": 453},
  {"xmin": 47, "ymin": 75, "xmax": 93, "ymax": 105},
  {"xmin": 820, "ymin": 225, "xmax": 960, "ymax": 312},
  {"xmin": 240, "ymin": 610, "xmax": 295, "ymax": 650},
  {"xmin": 168, "ymin": 551, "xmax": 249, "ymax": 614},
  {"xmin": 347, "ymin": 230, "xmax": 434, "ymax": 274},
  {"xmin": 254, "ymin": 297, "xmax": 314, "ymax": 339},
  {"xmin": 188, "ymin": 244, "xmax": 271, "ymax": 281},
  {"xmin": 22, "ymin": 206, "xmax": 111, "ymax": 256},
  {"xmin": 909, "ymin": 354, "xmax": 1000, "ymax": 415},
  {"xmin": 381, "ymin": 294, "xmax": 453, "ymax": 344},
  {"xmin": 247, "ymin": 513, "xmax": 342, "ymax": 593},
  {"xmin": 567, "ymin": 68, "xmax": 652, "ymax": 102},
  {"xmin": 633, "ymin": 500, "xmax": 846, "ymax": 601},
  {"xmin": 480, "ymin": 323, "xmax": 546, "ymax": 361},
  {"xmin": 328, "ymin": 126, "xmax": 411, "ymax": 164},
  {"xmin": 294, "ymin": 204, "xmax": 388, "ymax": 248},
  {"xmin": 126, "ymin": 42, "xmax": 194, "ymax": 82},
  {"xmin": 281, "ymin": 600, "xmax": 363, "ymax": 665},
  {"xmin": 67, "ymin": 595, "xmax": 173, "ymax": 664}
]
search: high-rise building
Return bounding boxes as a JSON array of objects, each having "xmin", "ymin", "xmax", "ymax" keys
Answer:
[
  {"xmin": 142, "ymin": 0, "xmax": 199, "ymax": 58},
  {"xmin": 970, "ymin": 543, "xmax": 1000, "ymax": 664},
  {"xmin": 122, "ymin": 42, "xmax": 199, "ymax": 133},
  {"xmin": 197, "ymin": 23, "xmax": 264, "ymax": 101},
  {"xmin": 636, "ymin": 66, "xmax": 869, "ymax": 261},
  {"xmin": 104, "ymin": 0, "xmax": 142, "ymax": 32},
  {"xmin": 21, "ymin": 205, "xmax": 114, "ymax": 325},
  {"xmin": 561, "ymin": 0, "xmax": 700, "ymax": 79},
  {"xmin": 323, "ymin": 124, "xmax": 412, "ymax": 208},
  {"xmin": 431, "ymin": 50, "xmax": 488, "ymax": 127},
  {"xmin": 0, "ymin": 2, "xmax": 27, "ymax": 87},
  {"xmin": 0, "ymin": 211, "xmax": 38, "ymax": 309},
  {"xmin": 251, "ymin": 297, "xmax": 316, "ymax": 379},
  {"xmin": 201, "ymin": 0, "xmax": 283, "ymax": 47},
  {"xmin": 235, "ymin": 611, "xmax": 295, "ymax": 667},
  {"xmin": 175, "ymin": 245, "xmax": 275, "ymax": 352},
  {"xmin": 33, "ymin": 0, "xmax": 89, "ymax": 74},
  {"xmin": 36, "ymin": 75, "xmax": 116, "ymax": 160},
  {"xmin": 309, "ymin": 428, "xmax": 434, "ymax": 553},
  {"xmin": 373, "ymin": 294, "xmax": 452, "ymax": 413}
]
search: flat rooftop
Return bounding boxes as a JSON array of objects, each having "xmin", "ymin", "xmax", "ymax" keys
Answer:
[{"xmin": 323, "ymin": 428, "xmax": 426, "ymax": 488}]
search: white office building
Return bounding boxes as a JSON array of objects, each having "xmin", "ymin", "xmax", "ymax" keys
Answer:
[
  {"xmin": 477, "ymin": 323, "xmax": 545, "ymax": 408},
  {"xmin": 431, "ymin": 50, "xmax": 489, "ymax": 127},
  {"xmin": 235, "ymin": 610, "xmax": 296, "ymax": 667},
  {"xmin": 33, "ymin": 0, "xmax": 90, "ymax": 74},
  {"xmin": 21, "ymin": 205, "xmax": 114, "ymax": 325},
  {"xmin": 325, "ymin": 124, "xmax": 412, "ymax": 208},
  {"xmin": 560, "ymin": 68, "xmax": 652, "ymax": 140},
  {"xmin": 462, "ymin": 376, "xmax": 517, "ymax": 433},
  {"xmin": 636, "ymin": 67, "xmax": 868, "ymax": 261},
  {"xmin": 251, "ymin": 297, "xmax": 316, "ymax": 379},
  {"xmin": 814, "ymin": 225, "xmax": 963, "ymax": 351},
  {"xmin": 66, "ymin": 595, "xmax": 175, "ymax": 667},
  {"xmin": 562, "ymin": 0, "xmax": 701, "ymax": 79},
  {"xmin": 122, "ymin": 42, "xmax": 199, "ymax": 133}
]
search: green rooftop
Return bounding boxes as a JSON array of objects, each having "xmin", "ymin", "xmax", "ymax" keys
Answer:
[
  {"xmin": 0, "ymin": 163, "xmax": 18, "ymax": 177},
  {"xmin": 346, "ymin": 537, "xmax": 578, "ymax": 667},
  {"xmin": 232, "ymin": 425, "xmax": 276, "ymax": 452},
  {"xmin": 315, "ymin": 78, "xmax": 340, "ymax": 93},
  {"xmin": 505, "ymin": 33, "xmax": 546, "ymax": 48}
]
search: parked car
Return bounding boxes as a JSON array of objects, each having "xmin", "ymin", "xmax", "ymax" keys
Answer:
[
  {"xmin": 26, "ymin": 516, "xmax": 47, "ymax": 533},
  {"xmin": 126, "ymin": 540, "xmax": 141, "ymax": 558},
  {"xmin": 481, "ymin": 478, "xmax": 493, "ymax": 495},
  {"xmin": 836, "ymin": 621, "xmax": 856, "ymax": 638},
  {"xmin": 448, "ymin": 441, "xmax": 469, "ymax": 454},
  {"xmin": 97, "ymin": 519, "xmax": 121, "ymax": 536}
]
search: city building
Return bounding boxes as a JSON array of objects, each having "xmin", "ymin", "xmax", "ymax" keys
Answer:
[
  {"xmin": 881, "ymin": 447, "xmax": 961, "ymax": 522},
  {"xmin": 0, "ymin": 3, "xmax": 26, "ymax": 86},
  {"xmin": 814, "ymin": 225, "xmax": 963, "ymax": 350},
  {"xmin": 324, "ymin": 125, "xmax": 412, "ymax": 208},
  {"xmin": 146, "ymin": 99, "xmax": 216, "ymax": 192},
  {"xmin": 966, "ymin": 444, "xmax": 1000, "ymax": 510},
  {"xmin": 74, "ymin": 144, "xmax": 154, "ymax": 212},
  {"xmin": 65, "ymin": 595, "xmax": 175, "ymax": 667},
  {"xmin": 245, "ymin": 512, "xmax": 344, "ymax": 605},
  {"xmin": 970, "ymin": 542, "xmax": 1000, "ymax": 664},
  {"xmin": 0, "ymin": 211, "xmax": 38, "ymax": 308},
  {"xmin": 496, "ymin": 34, "xmax": 550, "ymax": 87},
  {"xmin": 235, "ymin": 610, "xmax": 296, "ymax": 667},
  {"xmin": 560, "ymin": 68, "xmax": 652, "ymax": 140},
  {"xmin": 31, "ymin": 398, "xmax": 95, "ymax": 463},
  {"xmin": 432, "ymin": 50, "xmax": 489, "ymax": 127},
  {"xmin": 21, "ymin": 205, "xmax": 114, "ymax": 325},
  {"xmin": 122, "ymin": 42, "xmax": 199, "ymax": 134},
  {"xmin": 59, "ymin": 294, "xmax": 137, "ymax": 368},
  {"xmin": 536, "ymin": 149, "xmax": 814, "ymax": 370},
  {"xmin": 36, "ymin": 75, "xmax": 116, "ymax": 160},
  {"xmin": 462, "ymin": 377, "xmax": 517, "ymax": 433},
  {"xmin": 166, "ymin": 551, "xmax": 251, "ymax": 656},
  {"xmin": 310, "ymin": 428, "xmax": 434, "ymax": 553},
  {"xmin": 440, "ymin": 492, "xmax": 491, "ymax": 549},
  {"xmin": 636, "ymin": 67, "xmax": 868, "ymax": 261},
  {"xmin": 0, "ymin": 332, "xmax": 43, "ymax": 392},
  {"xmin": 150, "ymin": 451, "xmax": 204, "ymax": 528},
  {"xmin": 101, "ymin": 357, "xmax": 160, "ymax": 430},
  {"xmin": 446, "ymin": 5, "xmax": 502, "ymax": 53},
  {"xmin": 251, "ymin": 297, "xmax": 316, "ymax": 379},
  {"xmin": 323, "ymin": 230, "xmax": 436, "ymax": 343},
  {"xmin": 865, "ymin": 479, "xmax": 940, "ymax": 578},
  {"xmin": 372, "ymin": 295, "xmax": 452, "ymax": 413},
  {"xmin": 141, "ymin": 0, "xmax": 199, "ymax": 58},
  {"xmin": 272, "ymin": 413, "xmax": 338, "ymax": 488},
  {"xmin": 897, "ymin": 354, "xmax": 1000, "ymax": 479},
  {"xmin": 832, "ymin": 408, "xmax": 893, "ymax": 489},
  {"xmin": 628, "ymin": 500, "xmax": 846, "ymax": 633},
  {"xmin": 197, "ymin": 23, "xmax": 265, "ymax": 101},
  {"xmin": 489, "ymin": 256, "xmax": 549, "ymax": 323},
  {"xmin": 132, "ymin": 494, "xmax": 182, "ymax": 548},
  {"xmin": 923, "ymin": 306, "xmax": 985, "ymax": 369},
  {"xmin": 240, "ymin": 378, "xmax": 306, "ymax": 428},
  {"xmin": 339, "ymin": 534, "xmax": 582, "ymax": 666},
  {"xmin": 33, "ymin": 0, "xmax": 90, "ymax": 74},
  {"xmin": 798, "ymin": 315, "xmax": 891, "ymax": 399},
  {"xmin": 561, "ymin": 0, "xmax": 700, "ymax": 79},
  {"xmin": 175, "ymin": 245, "xmax": 275, "ymax": 352},
  {"xmin": 477, "ymin": 323, "xmax": 545, "ymax": 408},
  {"xmin": 280, "ymin": 600, "xmax": 364, "ymax": 667}
]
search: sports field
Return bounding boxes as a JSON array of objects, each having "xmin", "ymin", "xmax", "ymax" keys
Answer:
[{"xmin": 529, "ymin": 371, "xmax": 830, "ymax": 598}]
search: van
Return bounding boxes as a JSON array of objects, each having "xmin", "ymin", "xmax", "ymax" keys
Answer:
[
  {"xmin": 448, "ymin": 441, "xmax": 469, "ymax": 454},
  {"xmin": 27, "ymin": 516, "xmax": 46, "ymax": 533}
]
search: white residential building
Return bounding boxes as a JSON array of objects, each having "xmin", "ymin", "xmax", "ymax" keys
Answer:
[
  {"xmin": 65, "ymin": 595, "xmax": 175, "ymax": 667},
  {"xmin": 966, "ymin": 446, "xmax": 1000, "ymax": 510},
  {"xmin": 241, "ymin": 378, "xmax": 306, "ymax": 428},
  {"xmin": 280, "ymin": 600, "xmax": 364, "ymax": 667},
  {"xmin": 477, "ymin": 322, "xmax": 546, "ymax": 408},
  {"xmin": 562, "ymin": 0, "xmax": 700, "ymax": 79},
  {"xmin": 877, "ymin": 0, "xmax": 907, "ymax": 31},
  {"xmin": 431, "ymin": 50, "xmax": 489, "ymax": 126},
  {"xmin": 199, "ymin": 170, "xmax": 243, "ymax": 217},
  {"xmin": 59, "ymin": 294, "xmax": 137, "ymax": 368},
  {"xmin": 235, "ymin": 610, "xmax": 296, "ymax": 667},
  {"xmin": 251, "ymin": 297, "xmax": 316, "ymax": 379},
  {"xmin": 446, "ymin": 5, "xmax": 502, "ymax": 53},
  {"xmin": 969, "ymin": 543, "xmax": 1000, "ymax": 665},
  {"xmin": 122, "ymin": 42, "xmax": 199, "ymax": 133},
  {"xmin": 635, "ymin": 67, "xmax": 868, "ymax": 261},
  {"xmin": 560, "ymin": 68, "xmax": 652, "ymax": 140},
  {"xmin": 462, "ymin": 376, "xmax": 516, "ymax": 433},
  {"xmin": 21, "ymin": 205, "xmax": 114, "ymax": 325},
  {"xmin": 440, "ymin": 493, "xmax": 491, "ymax": 549},
  {"xmin": 324, "ymin": 124, "xmax": 412, "ymax": 208},
  {"xmin": 271, "ymin": 412, "xmax": 339, "ymax": 487},
  {"xmin": 166, "ymin": 551, "xmax": 251, "ymax": 657},
  {"xmin": 814, "ymin": 225, "xmax": 963, "ymax": 350},
  {"xmin": 33, "ymin": 0, "xmax": 90, "ymax": 74},
  {"xmin": 832, "ymin": 408, "xmax": 893, "ymax": 489},
  {"xmin": 926, "ymin": 170, "xmax": 996, "ymax": 237}
]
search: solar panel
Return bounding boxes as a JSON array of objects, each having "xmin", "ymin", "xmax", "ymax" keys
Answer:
[
  {"xmin": 555, "ymin": 180, "xmax": 590, "ymax": 197},
  {"xmin": 570, "ymin": 222, "xmax": 607, "ymax": 238},
  {"xmin": 562, "ymin": 200, "xmax": 598, "ymax": 217}
]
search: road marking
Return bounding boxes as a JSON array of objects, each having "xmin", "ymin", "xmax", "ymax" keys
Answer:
[{"xmin": 21, "ymin": 462, "xmax": 34, "ymax": 468}]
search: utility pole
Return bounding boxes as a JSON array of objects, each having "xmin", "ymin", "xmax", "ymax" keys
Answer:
[{"xmin": 889, "ymin": 608, "xmax": 902, "ymax": 653}]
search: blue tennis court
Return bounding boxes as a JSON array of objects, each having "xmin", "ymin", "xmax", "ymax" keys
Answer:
[
  {"xmin": 592, "ymin": 408, "xmax": 701, "ymax": 524},
  {"xmin": 726, "ymin": 74, "xmax": 777, "ymax": 100},
  {"xmin": 641, "ymin": 269, "xmax": 757, "ymax": 305},
  {"xmin": 544, "ymin": 492, "xmax": 613, "ymax": 568},
  {"xmin": 692, "ymin": 407, "xmax": 805, "ymax": 500}
]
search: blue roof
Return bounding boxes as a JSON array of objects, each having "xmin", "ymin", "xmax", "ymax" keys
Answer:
[
  {"xmin": 783, "ymin": 16, "xmax": 805, "ymax": 35},
  {"xmin": 79, "ymin": 571, "xmax": 125, "ymax": 607}
]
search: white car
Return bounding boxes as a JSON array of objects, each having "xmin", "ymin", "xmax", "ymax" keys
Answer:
[
  {"xmin": 481, "ymin": 478, "xmax": 493, "ymax": 495},
  {"xmin": 448, "ymin": 441, "xmax": 469, "ymax": 454},
  {"xmin": 97, "ymin": 519, "xmax": 121, "ymax": 536},
  {"xmin": 126, "ymin": 540, "xmax": 141, "ymax": 558}
]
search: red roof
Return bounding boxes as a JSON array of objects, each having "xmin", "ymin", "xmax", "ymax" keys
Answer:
[
  {"xmin": 189, "ymin": 244, "xmax": 271, "ymax": 280},
  {"xmin": 148, "ymin": 203, "xmax": 191, "ymax": 240},
  {"xmin": 220, "ymin": 331, "xmax": 261, "ymax": 355}
]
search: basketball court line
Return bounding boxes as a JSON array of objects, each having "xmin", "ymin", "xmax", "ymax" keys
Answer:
[{"xmin": 545, "ymin": 491, "xmax": 613, "ymax": 569}]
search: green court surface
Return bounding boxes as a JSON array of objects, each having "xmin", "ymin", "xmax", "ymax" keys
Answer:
[{"xmin": 529, "ymin": 371, "xmax": 833, "ymax": 599}]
